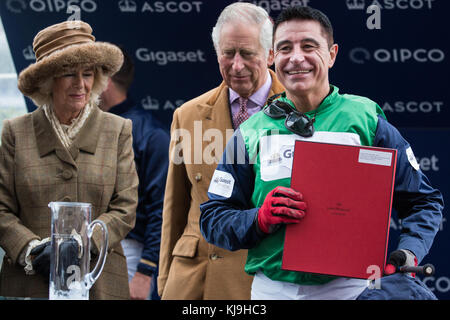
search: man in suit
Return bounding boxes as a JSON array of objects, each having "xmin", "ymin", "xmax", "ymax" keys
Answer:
[{"xmin": 158, "ymin": 2, "xmax": 284, "ymax": 300}]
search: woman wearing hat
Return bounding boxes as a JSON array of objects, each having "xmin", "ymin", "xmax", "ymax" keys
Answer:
[{"xmin": 0, "ymin": 21, "xmax": 138, "ymax": 299}]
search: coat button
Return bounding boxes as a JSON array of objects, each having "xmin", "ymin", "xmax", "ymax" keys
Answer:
[
  {"xmin": 210, "ymin": 254, "xmax": 218, "ymax": 260},
  {"xmin": 62, "ymin": 170, "xmax": 73, "ymax": 180},
  {"xmin": 210, "ymin": 253, "xmax": 223, "ymax": 260},
  {"xmin": 195, "ymin": 173, "xmax": 202, "ymax": 182}
]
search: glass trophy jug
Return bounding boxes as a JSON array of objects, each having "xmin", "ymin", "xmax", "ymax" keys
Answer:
[{"xmin": 48, "ymin": 202, "xmax": 108, "ymax": 300}]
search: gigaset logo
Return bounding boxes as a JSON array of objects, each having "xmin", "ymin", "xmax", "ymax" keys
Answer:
[
  {"xmin": 7, "ymin": 0, "xmax": 97, "ymax": 13},
  {"xmin": 282, "ymin": 148, "xmax": 294, "ymax": 159},
  {"xmin": 349, "ymin": 48, "xmax": 445, "ymax": 64},
  {"xmin": 415, "ymin": 155, "xmax": 440, "ymax": 172},
  {"xmin": 240, "ymin": 0, "xmax": 312, "ymax": 14},
  {"xmin": 136, "ymin": 48, "xmax": 207, "ymax": 66}
]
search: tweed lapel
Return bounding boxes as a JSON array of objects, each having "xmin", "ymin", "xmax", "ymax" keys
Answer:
[
  {"xmin": 33, "ymin": 106, "xmax": 101, "ymax": 166},
  {"xmin": 69, "ymin": 105, "xmax": 101, "ymax": 159},
  {"xmin": 33, "ymin": 107, "xmax": 76, "ymax": 167}
]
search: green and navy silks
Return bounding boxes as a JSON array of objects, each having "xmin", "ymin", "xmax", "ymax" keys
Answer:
[{"xmin": 200, "ymin": 86, "xmax": 443, "ymax": 286}]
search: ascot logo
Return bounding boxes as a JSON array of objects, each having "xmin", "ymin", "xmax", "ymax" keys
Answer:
[
  {"xmin": 347, "ymin": 0, "xmax": 435, "ymax": 10},
  {"xmin": 118, "ymin": 0, "xmax": 136, "ymax": 12},
  {"xmin": 382, "ymin": 101, "xmax": 444, "ymax": 114},
  {"xmin": 118, "ymin": 0, "xmax": 203, "ymax": 13},
  {"xmin": 141, "ymin": 95, "xmax": 184, "ymax": 111},
  {"xmin": 347, "ymin": 0, "xmax": 366, "ymax": 10}
]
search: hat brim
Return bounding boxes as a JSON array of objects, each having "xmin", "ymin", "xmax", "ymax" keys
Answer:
[{"xmin": 18, "ymin": 42, "xmax": 124, "ymax": 99}]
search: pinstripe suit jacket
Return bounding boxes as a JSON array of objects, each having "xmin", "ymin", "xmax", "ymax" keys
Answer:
[{"xmin": 0, "ymin": 106, "xmax": 138, "ymax": 299}]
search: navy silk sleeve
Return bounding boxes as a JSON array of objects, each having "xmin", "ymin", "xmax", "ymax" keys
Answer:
[
  {"xmin": 200, "ymin": 129, "xmax": 264, "ymax": 251},
  {"xmin": 374, "ymin": 116, "xmax": 444, "ymax": 262}
]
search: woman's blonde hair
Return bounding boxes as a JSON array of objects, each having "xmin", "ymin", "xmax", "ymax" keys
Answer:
[{"xmin": 31, "ymin": 65, "xmax": 109, "ymax": 108}]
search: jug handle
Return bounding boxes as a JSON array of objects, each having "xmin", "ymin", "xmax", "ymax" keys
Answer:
[{"xmin": 85, "ymin": 219, "xmax": 108, "ymax": 290}]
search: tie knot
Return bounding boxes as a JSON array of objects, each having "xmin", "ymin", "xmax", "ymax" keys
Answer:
[
  {"xmin": 238, "ymin": 97, "xmax": 248, "ymax": 109},
  {"xmin": 233, "ymin": 97, "xmax": 250, "ymax": 129}
]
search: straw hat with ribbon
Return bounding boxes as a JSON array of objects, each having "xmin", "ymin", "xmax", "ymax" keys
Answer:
[{"xmin": 18, "ymin": 20, "xmax": 123, "ymax": 107}]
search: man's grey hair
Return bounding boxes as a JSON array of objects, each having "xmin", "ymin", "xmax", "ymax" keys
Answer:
[{"xmin": 212, "ymin": 2, "xmax": 273, "ymax": 58}]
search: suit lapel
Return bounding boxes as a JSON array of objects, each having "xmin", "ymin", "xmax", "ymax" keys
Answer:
[
  {"xmin": 193, "ymin": 82, "xmax": 234, "ymax": 165},
  {"xmin": 211, "ymin": 84, "xmax": 234, "ymax": 132},
  {"xmin": 196, "ymin": 82, "xmax": 233, "ymax": 131}
]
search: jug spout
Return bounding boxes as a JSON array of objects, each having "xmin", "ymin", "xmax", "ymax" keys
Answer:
[{"xmin": 48, "ymin": 201, "xmax": 57, "ymax": 214}]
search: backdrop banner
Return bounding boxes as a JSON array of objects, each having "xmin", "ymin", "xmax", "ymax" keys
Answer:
[{"xmin": 1, "ymin": 0, "xmax": 448, "ymax": 299}]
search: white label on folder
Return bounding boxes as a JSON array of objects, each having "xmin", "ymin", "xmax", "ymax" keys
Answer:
[
  {"xmin": 358, "ymin": 149, "xmax": 392, "ymax": 166},
  {"xmin": 208, "ymin": 170, "xmax": 235, "ymax": 198},
  {"xmin": 259, "ymin": 132, "xmax": 361, "ymax": 181}
]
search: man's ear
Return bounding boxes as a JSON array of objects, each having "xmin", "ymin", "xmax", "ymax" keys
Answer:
[
  {"xmin": 267, "ymin": 48, "xmax": 274, "ymax": 67},
  {"xmin": 328, "ymin": 44, "xmax": 338, "ymax": 68}
]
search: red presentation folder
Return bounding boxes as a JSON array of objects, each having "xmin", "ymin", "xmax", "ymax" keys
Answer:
[{"xmin": 282, "ymin": 140, "xmax": 397, "ymax": 279}]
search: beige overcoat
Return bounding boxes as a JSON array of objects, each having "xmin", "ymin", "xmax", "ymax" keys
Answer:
[
  {"xmin": 0, "ymin": 106, "xmax": 138, "ymax": 299},
  {"xmin": 158, "ymin": 70, "xmax": 284, "ymax": 299}
]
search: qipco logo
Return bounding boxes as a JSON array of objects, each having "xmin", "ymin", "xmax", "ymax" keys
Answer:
[
  {"xmin": 423, "ymin": 276, "xmax": 450, "ymax": 294},
  {"xmin": 7, "ymin": 0, "xmax": 97, "ymax": 13},
  {"xmin": 350, "ymin": 48, "xmax": 445, "ymax": 64}
]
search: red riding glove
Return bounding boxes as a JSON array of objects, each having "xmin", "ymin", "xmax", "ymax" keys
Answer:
[
  {"xmin": 385, "ymin": 249, "xmax": 418, "ymax": 277},
  {"xmin": 257, "ymin": 186, "xmax": 307, "ymax": 234}
]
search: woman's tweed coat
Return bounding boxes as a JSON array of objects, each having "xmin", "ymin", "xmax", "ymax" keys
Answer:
[{"xmin": 0, "ymin": 106, "xmax": 138, "ymax": 299}]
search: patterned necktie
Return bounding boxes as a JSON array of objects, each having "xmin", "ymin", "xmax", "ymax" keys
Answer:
[{"xmin": 233, "ymin": 97, "xmax": 250, "ymax": 129}]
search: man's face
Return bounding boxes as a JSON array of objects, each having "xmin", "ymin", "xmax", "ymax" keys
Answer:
[
  {"xmin": 273, "ymin": 19, "xmax": 337, "ymax": 98},
  {"xmin": 217, "ymin": 21, "xmax": 273, "ymax": 98}
]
